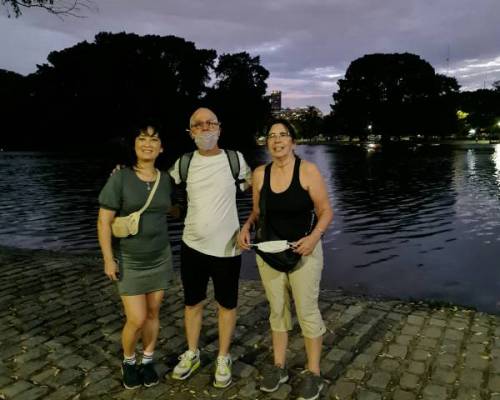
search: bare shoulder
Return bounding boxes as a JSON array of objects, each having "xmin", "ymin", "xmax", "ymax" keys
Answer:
[
  {"xmin": 300, "ymin": 159, "xmax": 321, "ymax": 176},
  {"xmin": 252, "ymin": 165, "xmax": 266, "ymax": 188}
]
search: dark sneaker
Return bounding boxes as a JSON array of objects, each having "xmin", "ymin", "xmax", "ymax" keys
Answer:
[
  {"xmin": 122, "ymin": 362, "xmax": 142, "ymax": 390},
  {"xmin": 141, "ymin": 362, "xmax": 159, "ymax": 387},
  {"xmin": 172, "ymin": 349, "xmax": 201, "ymax": 380},
  {"xmin": 213, "ymin": 354, "xmax": 232, "ymax": 388},
  {"xmin": 260, "ymin": 364, "xmax": 289, "ymax": 392},
  {"xmin": 296, "ymin": 370, "xmax": 323, "ymax": 400}
]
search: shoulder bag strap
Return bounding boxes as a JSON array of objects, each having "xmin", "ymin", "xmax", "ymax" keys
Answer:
[{"xmin": 137, "ymin": 169, "xmax": 161, "ymax": 215}]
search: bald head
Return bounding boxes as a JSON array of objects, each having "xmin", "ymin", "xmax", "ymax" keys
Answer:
[{"xmin": 189, "ymin": 107, "xmax": 218, "ymax": 128}]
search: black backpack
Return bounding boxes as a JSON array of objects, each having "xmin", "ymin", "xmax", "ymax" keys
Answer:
[{"xmin": 177, "ymin": 149, "xmax": 245, "ymax": 189}]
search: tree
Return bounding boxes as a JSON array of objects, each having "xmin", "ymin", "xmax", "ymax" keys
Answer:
[
  {"xmin": 0, "ymin": 69, "xmax": 26, "ymax": 149},
  {"xmin": 205, "ymin": 52, "xmax": 271, "ymax": 150},
  {"xmin": 1, "ymin": 0, "xmax": 94, "ymax": 17},
  {"xmin": 13, "ymin": 32, "xmax": 217, "ymax": 156},
  {"xmin": 458, "ymin": 89, "xmax": 500, "ymax": 133},
  {"xmin": 331, "ymin": 53, "xmax": 459, "ymax": 140}
]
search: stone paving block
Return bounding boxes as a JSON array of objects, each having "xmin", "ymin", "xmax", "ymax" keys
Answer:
[
  {"xmin": 329, "ymin": 379, "xmax": 356, "ymax": 400},
  {"xmin": 454, "ymin": 388, "xmax": 481, "ymax": 400},
  {"xmin": 489, "ymin": 374, "xmax": 500, "ymax": 392},
  {"xmin": 0, "ymin": 380, "xmax": 34, "ymax": 398},
  {"xmin": 449, "ymin": 318, "xmax": 468, "ymax": 330},
  {"xmin": 407, "ymin": 315, "xmax": 425, "ymax": 326},
  {"xmin": 402, "ymin": 325, "xmax": 420, "ymax": 336},
  {"xmin": 464, "ymin": 354, "xmax": 489, "ymax": 371},
  {"xmin": 460, "ymin": 368, "xmax": 484, "ymax": 389},
  {"xmin": 352, "ymin": 353, "xmax": 376, "ymax": 369},
  {"xmin": 367, "ymin": 371, "xmax": 391, "ymax": 391},
  {"xmin": 444, "ymin": 328, "xmax": 464, "ymax": 341},
  {"xmin": 15, "ymin": 360, "xmax": 49, "ymax": 378},
  {"xmin": 441, "ymin": 339, "xmax": 461, "ymax": 354},
  {"xmin": 80, "ymin": 377, "xmax": 121, "ymax": 398},
  {"xmin": 326, "ymin": 348, "xmax": 351, "ymax": 364},
  {"xmin": 239, "ymin": 381, "xmax": 259, "ymax": 398},
  {"xmin": 232, "ymin": 360, "xmax": 257, "ymax": 379},
  {"xmin": 11, "ymin": 385, "xmax": 50, "ymax": 400},
  {"xmin": 345, "ymin": 368, "xmax": 365, "ymax": 381},
  {"xmin": 408, "ymin": 361, "xmax": 426, "ymax": 375},
  {"xmin": 269, "ymin": 383, "xmax": 292, "ymax": 399},
  {"xmin": 432, "ymin": 368, "xmax": 457, "ymax": 384},
  {"xmin": 417, "ymin": 337, "xmax": 439, "ymax": 350},
  {"xmin": 400, "ymin": 373, "xmax": 420, "ymax": 390},
  {"xmin": 422, "ymin": 327, "xmax": 443, "ymax": 339},
  {"xmin": 412, "ymin": 349, "xmax": 432, "ymax": 362},
  {"xmin": 357, "ymin": 389, "xmax": 382, "ymax": 400},
  {"xmin": 491, "ymin": 358, "xmax": 500, "ymax": 373},
  {"xmin": 379, "ymin": 359, "xmax": 400, "ymax": 372},
  {"xmin": 388, "ymin": 344, "xmax": 408, "ymax": 359},
  {"xmin": 422, "ymin": 384, "xmax": 447, "ymax": 400},
  {"xmin": 429, "ymin": 318, "xmax": 447, "ymax": 327},
  {"xmin": 393, "ymin": 388, "xmax": 416, "ymax": 400},
  {"xmin": 365, "ymin": 342, "xmax": 384, "ymax": 355},
  {"xmin": 435, "ymin": 353, "xmax": 458, "ymax": 369},
  {"xmin": 55, "ymin": 354, "xmax": 86, "ymax": 369},
  {"xmin": 43, "ymin": 385, "xmax": 79, "ymax": 400},
  {"xmin": 396, "ymin": 335, "xmax": 413, "ymax": 346}
]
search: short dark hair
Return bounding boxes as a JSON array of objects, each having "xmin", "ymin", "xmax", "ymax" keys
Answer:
[{"xmin": 266, "ymin": 119, "xmax": 297, "ymax": 140}]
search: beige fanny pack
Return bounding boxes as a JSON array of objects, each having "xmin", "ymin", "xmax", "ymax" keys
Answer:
[{"xmin": 111, "ymin": 169, "xmax": 161, "ymax": 238}]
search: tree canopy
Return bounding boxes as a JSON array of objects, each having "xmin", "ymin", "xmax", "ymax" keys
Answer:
[
  {"xmin": 330, "ymin": 53, "xmax": 459, "ymax": 140},
  {"xmin": 1, "ymin": 33, "xmax": 271, "ymax": 159}
]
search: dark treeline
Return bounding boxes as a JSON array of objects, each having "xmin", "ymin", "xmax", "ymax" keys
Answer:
[
  {"xmin": 0, "ymin": 32, "xmax": 271, "ymax": 167},
  {"xmin": 2, "ymin": 35, "xmax": 500, "ymax": 155},
  {"xmin": 324, "ymin": 53, "xmax": 500, "ymax": 141}
]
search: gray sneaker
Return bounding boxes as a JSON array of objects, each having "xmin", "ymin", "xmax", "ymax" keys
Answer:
[
  {"xmin": 260, "ymin": 364, "xmax": 289, "ymax": 392},
  {"xmin": 296, "ymin": 370, "xmax": 324, "ymax": 400},
  {"xmin": 213, "ymin": 354, "xmax": 232, "ymax": 388},
  {"xmin": 171, "ymin": 349, "xmax": 200, "ymax": 380}
]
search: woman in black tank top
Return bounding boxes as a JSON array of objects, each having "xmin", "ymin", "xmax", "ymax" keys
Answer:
[{"xmin": 238, "ymin": 119, "xmax": 333, "ymax": 398}]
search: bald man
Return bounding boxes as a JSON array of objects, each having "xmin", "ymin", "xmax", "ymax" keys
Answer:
[{"xmin": 169, "ymin": 108, "xmax": 251, "ymax": 388}]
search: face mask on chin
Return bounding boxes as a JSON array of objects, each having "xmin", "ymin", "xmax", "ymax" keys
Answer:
[{"xmin": 194, "ymin": 131, "xmax": 219, "ymax": 151}]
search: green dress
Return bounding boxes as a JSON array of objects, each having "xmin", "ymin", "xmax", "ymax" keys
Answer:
[{"xmin": 98, "ymin": 168, "xmax": 173, "ymax": 295}]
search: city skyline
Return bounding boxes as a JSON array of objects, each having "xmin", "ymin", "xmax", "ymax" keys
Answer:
[{"xmin": 1, "ymin": 0, "xmax": 500, "ymax": 113}]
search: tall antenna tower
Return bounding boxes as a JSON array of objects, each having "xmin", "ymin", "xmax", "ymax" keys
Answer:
[{"xmin": 446, "ymin": 44, "xmax": 450, "ymax": 75}]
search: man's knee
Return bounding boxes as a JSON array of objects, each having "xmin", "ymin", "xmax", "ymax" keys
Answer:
[{"xmin": 185, "ymin": 301, "xmax": 205, "ymax": 314}]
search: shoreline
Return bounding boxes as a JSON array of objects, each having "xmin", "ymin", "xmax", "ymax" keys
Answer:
[{"xmin": 1, "ymin": 246, "xmax": 500, "ymax": 399}]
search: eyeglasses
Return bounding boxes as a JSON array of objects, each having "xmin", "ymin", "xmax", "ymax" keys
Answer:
[
  {"xmin": 190, "ymin": 120, "xmax": 220, "ymax": 130},
  {"xmin": 267, "ymin": 131, "xmax": 290, "ymax": 140}
]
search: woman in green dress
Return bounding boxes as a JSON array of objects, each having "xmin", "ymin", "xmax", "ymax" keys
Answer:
[{"xmin": 97, "ymin": 126, "xmax": 173, "ymax": 389}]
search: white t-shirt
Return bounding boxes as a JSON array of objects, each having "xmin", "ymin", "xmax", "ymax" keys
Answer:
[{"xmin": 169, "ymin": 150, "xmax": 251, "ymax": 257}]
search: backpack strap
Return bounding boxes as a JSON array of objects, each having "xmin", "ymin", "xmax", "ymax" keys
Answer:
[
  {"xmin": 178, "ymin": 151, "xmax": 194, "ymax": 183},
  {"xmin": 224, "ymin": 149, "xmax": 245, "ymax": 188}
]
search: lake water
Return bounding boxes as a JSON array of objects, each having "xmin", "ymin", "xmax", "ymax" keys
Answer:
[{"xmin": 1, "ymin": 144, "xmax": 499, "ymax": 313}]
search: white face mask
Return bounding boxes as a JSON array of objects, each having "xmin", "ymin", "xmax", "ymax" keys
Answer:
[{"xmin": 194, "ymin": 131, "xmax": 219, "ymax": 151}]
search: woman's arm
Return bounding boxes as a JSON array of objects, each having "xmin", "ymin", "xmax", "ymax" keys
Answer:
[
  {"xmin": 97, "ymin": 208, "xmax": 119, "ymax": 281},
  {"xmin": 293, "ymin": 161, "xmax": 334, "ymax": 256},
  {"xmin": 237, "ymin": 166, "xmax": 265, "ymax": 250}
]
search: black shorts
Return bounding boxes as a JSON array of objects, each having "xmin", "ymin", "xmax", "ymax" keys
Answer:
[{"xmin": 180, "ymin": 241, "xmax": 241, "ymax": 309}]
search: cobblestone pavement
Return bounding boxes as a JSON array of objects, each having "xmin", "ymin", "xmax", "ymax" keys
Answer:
[{"xmin": 1, "ymin": 246, "xmax": 500, "ymax": 400}]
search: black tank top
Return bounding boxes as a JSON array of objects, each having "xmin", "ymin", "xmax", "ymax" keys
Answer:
[{"xmin": 263, "ymin": 157, "xmax": 316, "ymax": 241}]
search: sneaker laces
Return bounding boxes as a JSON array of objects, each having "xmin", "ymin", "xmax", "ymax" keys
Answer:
[
  {"xmin": 178, "ymin": 350, "xmax": 197, "ymax": 367},
  {"xmin": 216, "ymin": 355, "xmax": 230, "ymax": 375}
]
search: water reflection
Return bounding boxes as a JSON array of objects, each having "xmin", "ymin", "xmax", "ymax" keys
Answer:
[{"xmin": 1, "ymin": 146, "xmax": 499, "ymax": 313}]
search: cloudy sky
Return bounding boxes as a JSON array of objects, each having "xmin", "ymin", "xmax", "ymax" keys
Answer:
[{"xmin": 1, "ymin": 0, "xmax": 500, "ymax": 113}]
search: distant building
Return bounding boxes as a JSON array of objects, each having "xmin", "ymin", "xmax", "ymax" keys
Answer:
[
  {"xmin": 270, "ymin": 91, "xmax": 282, "ymax": 114},
  {"xmin": 275, "ymin": 106, "xmax": 323, "ymax": 120}
]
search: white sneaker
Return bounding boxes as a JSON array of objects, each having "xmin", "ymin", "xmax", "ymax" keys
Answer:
[
  {"xmin": 171, "ymin": 349, "xmax": 200, "ymax": 380},
  {"xmin": 213, "ymin": 354, "xmax": 232, "ymax": 388}
]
